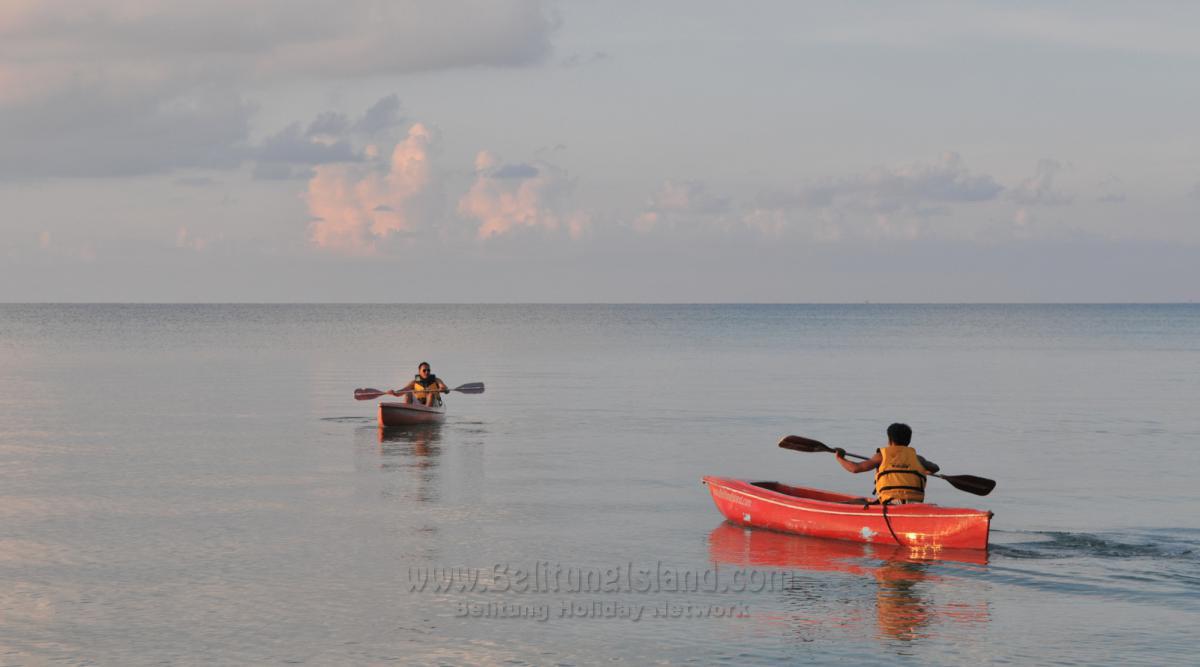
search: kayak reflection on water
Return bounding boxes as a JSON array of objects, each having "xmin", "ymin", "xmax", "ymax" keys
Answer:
[
  {"xmin": 377, "ymin": 423, "xmax": 443, "ymax": 503},
  {"xmin": 707, "ymin": 522, "xmax": 989, "ymax": 642},
  {"xmin": 378, "ymin": 423, "xmax": 443, "ymax": 459}
]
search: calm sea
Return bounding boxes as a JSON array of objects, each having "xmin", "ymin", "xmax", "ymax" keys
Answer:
[{"xmin": 1, "ymin": 304, "xmax": 1197, "ymax": 665}]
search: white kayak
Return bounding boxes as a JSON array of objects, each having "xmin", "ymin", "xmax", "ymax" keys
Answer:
[{"xmin": 378, "ymin": 401, "xmax": 446, "ymax": 426}]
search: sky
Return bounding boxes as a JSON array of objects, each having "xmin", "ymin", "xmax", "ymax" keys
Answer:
[{"xmin": 1, "ymin": 0, "xmax": 1198, "ymax": 302}]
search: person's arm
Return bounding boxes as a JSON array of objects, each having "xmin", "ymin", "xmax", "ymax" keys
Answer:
[
  {"xmin": 390, "ymin": 381, "xmax": 416, "ymax": 396},
  {"xmin": 836, "ymin": 449, "xmax": 881, "ymax": 474},
  {"xmin": 917, "ymin": 455, "xmax": 940, "ymax": 475},
  {"xmin": 438, "ymin": 378, "xmax": 450, "ymax": 392}
]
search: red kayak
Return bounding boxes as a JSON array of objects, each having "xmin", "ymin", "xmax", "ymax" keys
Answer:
[
  {"xmin": 378, "ymin": 401, "xmax": 445, "ymax": 427},
  {"xmin": 702, "ymin": 477, "xmax": 992, "ymax": 551}
]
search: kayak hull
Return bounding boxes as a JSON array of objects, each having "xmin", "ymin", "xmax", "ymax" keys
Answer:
[
  {"xmin": 378, "ymin": 401, "xmax": 446, "ymax": 427},
  {"xmin": 702, "ymin": 476, "xmax": 991, "ymax": 551}
]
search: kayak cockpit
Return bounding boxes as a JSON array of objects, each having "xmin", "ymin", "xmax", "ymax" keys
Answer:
[{"xmin": 750, "ymin": 481, "xmax": 861, "ymax": 504}]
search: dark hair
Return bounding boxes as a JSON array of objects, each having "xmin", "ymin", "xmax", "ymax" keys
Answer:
[
  {"xmin": 418, "ymin": 362, "xmax": 430, "ymax": 371},
  {"xmin": 887, "ymin": 423, "xmax": 912, "ymax": 446}
]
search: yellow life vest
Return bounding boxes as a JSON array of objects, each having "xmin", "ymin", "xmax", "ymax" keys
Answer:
[
  {"xmin": 412, "ymin": 374, "xmax": 441, "ymax": 404},
  {"xmin": 874, "ymin": 445, "xmax": 927, "ymax": 503}
]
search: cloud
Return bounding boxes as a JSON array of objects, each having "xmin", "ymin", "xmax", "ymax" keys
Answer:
[
  {"xmin": 252, "ymin": 94, "xmax": 407, "ymax": 179},
  {"xmin": 352, "ymin": 95, "xmax": 406, "ymax": 136},
  {"xmin": 560, "ymin": 51, "xmax": 610, "ymax": 68},
  {"xmin": 757, "ymin": 152, "xmax": 1003, "ymax": 218},
  {"xmin": 1094, "ymin": 175, "xmax": 1126, "ymax": 204},
  {"xmin": 253, "ymin": 162, "xmax": 312, "ymax": 181},
  {"xmin": 798, "ymin": 6, "xmax": 1200, "ymax": 58},
  {"xmin": 458, "ymin": 151, "xmax": 589, "ymax": 239},
  {"xmin": 303, "ymin": 120, "xmax": 589, "ymax": 251},
  {"xmin": 306, "ymin": 112, "xmax": 351, "ymax": 138},
  {"xmin": 634, "ymin": 180, "xmax": 731, "ymax": 233},
  {"xmin": 491, "ymin": 163, "xmax": 540, "ymax": 179},
  {"xmin": 836, "ymin": 152, "xmax": 1004, "ymax": 212},
  {"xmin": 306, "ymin": 123, "xmax": 439, "ymax": 254},
  {"xmin": 0, "ymin": 2, "xmax": 556, "ymax": 92},
  {"xmin": 257, "ymin": 124, "xmax": 359, "ymax": 165},
  {"xmin": 176, "ymin": 226, "xmax": 209, "ymax": 252},
  {"xmin": 0, "ymin": 83, "xmax": 255, "ymax": 180},
  {"xmin": 1010, "ymin": 159, "xmax": 1072, "ymax": 206},
  {"xmin": 722, "ymin": 153, "xmax": 1003, "ymax": 240},
  {"xmin": 0, "ymin": 1, "xmax": 558, "ymax": 179},
  {"xmin": 174, "ymin": 176, "xmax": 219, "ymax": 188}
]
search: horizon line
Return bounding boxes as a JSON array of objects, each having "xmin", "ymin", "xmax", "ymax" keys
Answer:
[{"xmin": 2, "ymin": 301, "xmax": 1197, "ymax": 307}]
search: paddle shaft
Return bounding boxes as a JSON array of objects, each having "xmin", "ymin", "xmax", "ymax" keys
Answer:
[
  {"xmin": 830, "ymin": 451, "xmax": 979, "ymax": 487},
  {"xmin": 777, "ymin": 434, "xmax": 996, "ymax": 496},
  {"xmin": 388, "ymin": 387, "xmax": 449, "ymax": 396},
  {"xmin": 354, "ymin": 382, "xmax": 484, "ymax": 401},
  {"xmin": 836, "ymin": 448, "xmax": 958, "ymax": 485}
]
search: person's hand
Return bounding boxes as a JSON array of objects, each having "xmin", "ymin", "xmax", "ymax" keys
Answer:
[{"xmin": 834, "ymin": 447, "xmax": 846, "ymax": 459}]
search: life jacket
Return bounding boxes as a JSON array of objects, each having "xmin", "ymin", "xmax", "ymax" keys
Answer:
[
  {"xmin": 874, "ymin": 445, "xmax": 927, "ymax": 503},
  {"xmin": 412, "ymin": 373, "xmax": 441, "ymax": 403}
]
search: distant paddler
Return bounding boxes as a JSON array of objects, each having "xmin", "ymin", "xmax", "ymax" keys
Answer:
[{"xmin": 390, "ymin": 362, "xmax": 449, "ymax": 407}]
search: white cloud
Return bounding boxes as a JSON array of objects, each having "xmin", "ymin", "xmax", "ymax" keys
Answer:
[
  {"xmin": 1010, "ymin": 159, "xmax": 1072, "ymax": 206},
  {"xmin": 634, "ymin": 180, "xmax": 730, "ymax": 233},
  {"xmin": 756, "ymin": 152, "xmax": 1003, "ymax": 217},
  {"xmin": 1096, "ymin": 175, "xmax": 1126, "ymax": 204},
  {"xmin": 0, "ymin": 1, "xmax": 557, "ymax": 179},
  {"xmin": 731, "ymin": 153, "xmax": 1004, "ymax": 240}
]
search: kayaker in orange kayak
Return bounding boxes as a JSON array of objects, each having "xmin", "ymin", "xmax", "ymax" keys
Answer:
[
  {"xmin": 390, "ymin": 362, "xmax": 449, "ymax": 407},
  {"xmin": 834, "ymin": 423, "xmax": 940, "ymax": 504}
]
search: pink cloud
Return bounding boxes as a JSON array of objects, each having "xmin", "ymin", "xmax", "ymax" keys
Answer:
[
  {"xmin": 634, "ymin": 180, "xmax": 730, "ymax": 233},
  {"xmin": 457, "ymin": 151, "xmax": 589, "ymax": 240},
  {"xmin": 306, "ymin": 123, "xmax": 435, "ymax": 254},
  {"xmin": 175, "ymin": 226, "xmax": 208, "ymax": 252}
]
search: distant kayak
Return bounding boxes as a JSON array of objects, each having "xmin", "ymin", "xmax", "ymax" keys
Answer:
[
  {"xmin": 703, "ymin": 476, "xmax": 992, "ymax": 551},
  {"xmin": 378, "ymin": 401, "xmax": 446, "ymax": 427}
]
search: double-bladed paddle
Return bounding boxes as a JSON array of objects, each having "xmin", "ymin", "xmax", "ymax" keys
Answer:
[
  {"xmin": 777, "ymin": 434, "xmax": 996, "ymax": 497},
  {"xmin": 353, "ymin": 382, "xmax": 486, "ymax": 401}
]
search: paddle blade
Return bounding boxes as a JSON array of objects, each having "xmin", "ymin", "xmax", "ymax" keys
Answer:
[
  {"xmin": 777, "ymin": 435, "xmax": 834, "ymax": 453},
  {"xmin": 354, "ymin": 388, "xmax": 387, "ymax": 401},
  {"xmin": 452, "ymin": 382, "xmax": 485, "ymax": 394},
  {"xmin": 938, "ymin": 474, "xmax": 996, "ymax": 497}
]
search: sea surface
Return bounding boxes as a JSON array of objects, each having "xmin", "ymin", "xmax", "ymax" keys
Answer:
[{"xmin": 1, "ymin": 304, "xmax": 1197, "ymax": 665}]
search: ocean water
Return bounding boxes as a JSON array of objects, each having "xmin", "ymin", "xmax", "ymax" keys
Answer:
[{"xmin": 0, "ymin": 304, "xmax": 1197, "ymax": 665}]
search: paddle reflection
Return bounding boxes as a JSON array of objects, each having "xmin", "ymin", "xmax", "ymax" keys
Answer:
[{"xmin": 707, "ymin": 522, "xmax": 989, "ymax": 643}]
